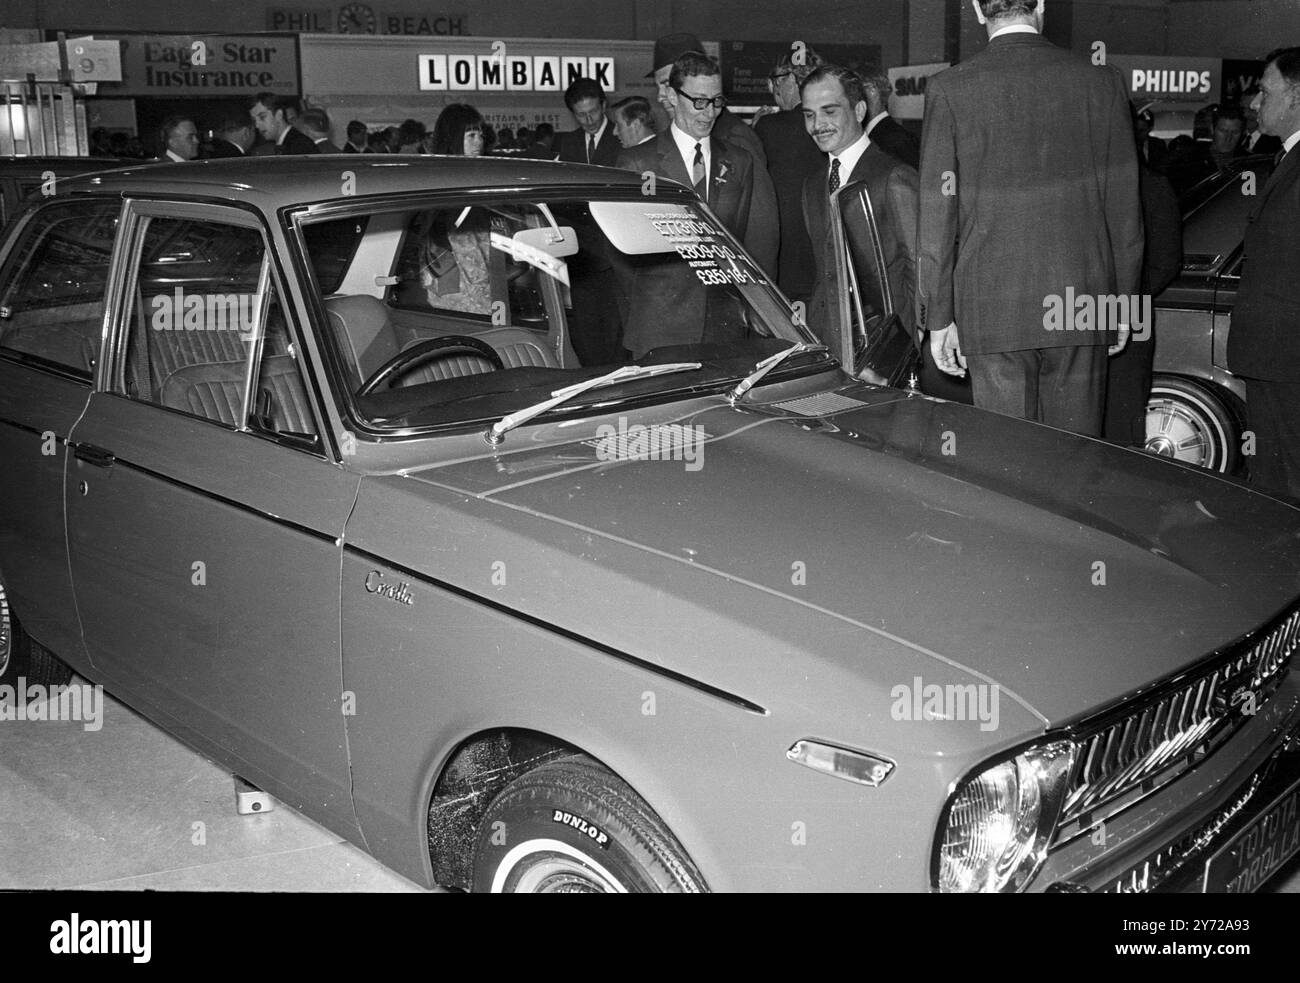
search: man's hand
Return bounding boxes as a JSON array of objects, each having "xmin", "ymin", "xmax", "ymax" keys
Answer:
[
  {"xmin": 1108, "ymin": 323, "xmax": 1131, "ymax": 357},
  {"xmin": 930, "ymin": 322, "xmax": 967, "ymax": 377}
]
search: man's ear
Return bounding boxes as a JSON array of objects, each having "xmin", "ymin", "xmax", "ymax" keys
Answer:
[
  {"xmin": 971, "ymin": 0, "xmax": 987, "ymax": 26},
  {"xmin": 854, "ymin": 99, "xmax": 868, "ymax": 125}
]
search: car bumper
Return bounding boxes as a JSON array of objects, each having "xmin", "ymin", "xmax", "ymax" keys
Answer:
[{"xmin": 1031, "ymin": 678, "xmax": 1300, "ymax": 893}]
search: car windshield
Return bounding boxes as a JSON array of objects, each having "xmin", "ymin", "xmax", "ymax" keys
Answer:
[{"xmin": 296, "ymin": 192, "xmax": 820, "ymax": 431}]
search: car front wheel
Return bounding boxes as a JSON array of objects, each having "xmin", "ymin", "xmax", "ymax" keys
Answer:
[
  {"xmin": 1144, "ymin": 376, "xmax": 1241, "ymax": 474},
  {"xmin": 471, "ymin": 755, "xmax": 707, "ymax": 893}
]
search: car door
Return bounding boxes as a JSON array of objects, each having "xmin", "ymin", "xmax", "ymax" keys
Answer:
[
  {"xmin": 64, "ymin": 200, "xmax": 361, "ymax": 830},
  {"xmin": 0, "ymin": 197, "xmax": 123, "ymax": 667},
  {"xmin": 830, "ymin": 181, "xmax": 970, "ymax": 400}
]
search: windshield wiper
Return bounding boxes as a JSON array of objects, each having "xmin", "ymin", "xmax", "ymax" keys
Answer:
[
  {"xmin": 727, "ymin": 343, "xmax": 828, "ymax": 403},
  {"xmin": 485, "ymin": 362, "xmax": 702, "ymax": 445}
]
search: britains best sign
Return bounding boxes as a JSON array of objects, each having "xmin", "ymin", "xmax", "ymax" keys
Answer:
[{"xmin": 417, "ymin": 51, "xmax": 615, "ymax": 92}]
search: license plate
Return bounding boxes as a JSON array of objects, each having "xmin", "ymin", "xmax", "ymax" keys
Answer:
[{"xmin": 1203, "ymin": 779, "xmax": 1300, "ymax": 892}]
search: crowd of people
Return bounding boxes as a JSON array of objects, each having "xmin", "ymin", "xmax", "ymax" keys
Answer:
[{"xmin": 83, "ymin": 2, "xmax": 1299, "ymax": 502}]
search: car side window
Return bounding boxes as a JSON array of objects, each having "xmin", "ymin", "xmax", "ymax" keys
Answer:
[
  {"xmin": 248, "ymin": 294, "xmax": 320, "ymax": 448},
  {"xmin": 0, "ymin": 199, "xmax": 119, "ymax": 378},
  {"xmin": 122, "ymin": 216, "xmax": 264, "ymax": 427},
  {"xmin": 838, "ymin": 188, "xmax": 891, "ymax": 344}
]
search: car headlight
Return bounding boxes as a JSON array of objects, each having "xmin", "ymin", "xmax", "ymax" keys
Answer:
[{"xmin": 934, "ymin": 740, "xmax": 1075, "ymax": 893}]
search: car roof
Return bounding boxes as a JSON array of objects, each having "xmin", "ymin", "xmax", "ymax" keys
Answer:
[{"xmin": 57, "ymin": 155, "xmax": 658, "ymax": 207}]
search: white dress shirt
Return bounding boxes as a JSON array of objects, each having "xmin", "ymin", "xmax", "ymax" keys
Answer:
[
  {"xmin": 828, "ymin": 130, "xmax": 871, "ymax": 190},
  {"xmin": 670, "ymin": 122, "xmax": 711, "ymax": 190}
]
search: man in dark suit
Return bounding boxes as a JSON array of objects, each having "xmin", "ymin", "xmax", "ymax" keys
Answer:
[
  {"xmin": 800, "ymin": 65, "xmax": 919, "ymax": 370},
  {"xmin": 299, "ymin": 108, "xmax": 343, "ymax": 153},
  {"xmin": 1227, "ymin": 46, "xmax": 1300, "ymax": 501},
  {"xmin": 756, "ymin": 45, "xmax": 825, "ymax": 301},
  {"xmin": 861, "ymin": 67, "xmax": 920, "ymax": 170},
  {"xmin": 555, "ymin": 78, "xmax": 620, "ymax": 166},
  {"xmin": 344, "ymin": 120, "xmax": 370, "ymax": 154},
  {"xmin": 616, "ymin": 51, "xmax": 778, "ymax": 356},
  {"xmin": 250, "ymin": 93, "xmax": 319, "ymax": 155},
  {"xmin": 916, "ymin": 0, "xmax": 1142, "ymax": 436},
  {"xmin": 205, "ymin": 116, "xmax": 253, "ymax": 158}
]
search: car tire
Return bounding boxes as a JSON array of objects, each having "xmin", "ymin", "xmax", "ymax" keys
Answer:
[
  {"xmin": 0, "ymin": 582, "xmax": 72, "ymax": 689},
  {"xmin": 470, "ymin": 754, "xmax": 707, "ymax": 893},
  {"xmin": 1145, "ymin": 376, "xmax": 1241, "ymax": 474}
]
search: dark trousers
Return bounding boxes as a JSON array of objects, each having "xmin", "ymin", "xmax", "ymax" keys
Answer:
[
  {"xmin": 1245, "ymin": 379, "xmax": 1300, "ymax": 503},
  {"xmin": 1103, "ymin": 332, "xmax": 1155, "ymax": 447},
  {"xmin": 966, "ymin": 345, "xmax": 1108, "ymax": 436}
]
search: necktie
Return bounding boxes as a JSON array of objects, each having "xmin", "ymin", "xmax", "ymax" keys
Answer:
[
  {"xmin": 828, "ymin": 157, "xmax": 841, "ymax": 195},
  {"xmin": 693, "ymin": 142, "xmax": 707, "ymax": 201},
  {"xmin": 586, "ymin": 133, "xmax": 593, "ymax": 163}
]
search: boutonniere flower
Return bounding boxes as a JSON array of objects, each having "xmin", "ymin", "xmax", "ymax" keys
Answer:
[{"xmin": 714, "ymin": 160, "xmax": 730, "ymax": 186}]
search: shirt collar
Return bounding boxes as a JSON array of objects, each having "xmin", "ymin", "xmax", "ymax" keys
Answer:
[
  {"xmin": 829, "ymin": 130, "xmax": 871, "ymax": 182},
  {"xmin": 670, "ymin": 122, "xmax": 711, "ymax": 171},
  {"xmin": 585, "ymin": 118, "xmax": 608, "ymax": 145},
  {"xmin": 864, "ymin": 111, "xmax": 889, "ymax": 136},
  {"xmin": 164, "ymin": 149, "xmax": 185, "ymax": 162},
  {"xmin": 990, "ymin": 24, "xmax": 1040, "ymax": 40},
  {"xmin": 1284, "ymin": 130, "xmax": 1300, "ymax": 155}
]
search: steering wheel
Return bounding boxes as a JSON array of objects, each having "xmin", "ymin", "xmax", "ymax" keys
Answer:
[{"xmin": 357, "ymin": 335, "xmax": 505, "ymax": 396}]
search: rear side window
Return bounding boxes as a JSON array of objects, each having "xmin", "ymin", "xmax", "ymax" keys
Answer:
[{"xmin": 0, "ymin": 199, "xmax": 119, "ymax": 378}]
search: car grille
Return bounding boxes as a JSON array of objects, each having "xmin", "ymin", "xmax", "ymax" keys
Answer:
[{"xmin": 1057, "ymin": 607, "xmax": 1300, "ymax": 834}]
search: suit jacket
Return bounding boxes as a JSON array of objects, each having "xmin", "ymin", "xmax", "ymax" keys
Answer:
[
  {"xmin": 278, "ymin": 127, "xmax": 321, "ymax": 155},
  {"xmin": 867, "ymin": 115, "xmax": 920, "ymax": 171},
  {"xmin": 1227, "ymin": 148, "xmax": 1300, "ymax": 381},
  {"xmin": 204, "ymin": 139, "xmax": 245, "ymax": 159},
  {"xmin": 755, "ymin": 107, "xmax": 823, "ymax": 298},
  {"xmin": 555, "ymin": 125, "xmax": 621, "ymax": 166},
  {"xmin": 916, "ymin": 32, "xmax": 1143, "ymax": 354},
  {"xmin": 803, "ymin": 144, "xmax": 919, "ymax": 357},
  {"xmin": 614, "ymin": 129, "xmax": 777, "ymax": 355}
]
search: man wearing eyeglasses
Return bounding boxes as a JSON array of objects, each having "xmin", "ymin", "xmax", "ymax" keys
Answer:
[
  {"xmin": 615, "ymin": 51, "xmax": 779, "ymax": 355},
  {"xmin": 618, "ymin": 50, "xmax": 778, "ymax": 275},
  {"xmin": 647, "ymin": 33, "xmax": 767, "ymax": 168}
]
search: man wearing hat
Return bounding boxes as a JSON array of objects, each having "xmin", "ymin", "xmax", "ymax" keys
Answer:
[{"xmin": 650, "ymin": 32, "xmax": 767, "ymax": 167}]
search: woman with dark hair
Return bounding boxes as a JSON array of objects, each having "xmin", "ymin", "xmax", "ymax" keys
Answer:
[{"xmin": 427, "ymin": 103, "xmax": 486, "ymax": 156}]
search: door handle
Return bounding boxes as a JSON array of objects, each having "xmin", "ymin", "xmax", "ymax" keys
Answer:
[{"xmin": 73, "ymin": 443, "xmax": 116, "ymax": 469}]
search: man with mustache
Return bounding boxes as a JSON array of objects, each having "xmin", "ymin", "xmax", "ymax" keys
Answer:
[{"xmin": 801, "ymin": 64, "xmax": 921, "ymax": 377}]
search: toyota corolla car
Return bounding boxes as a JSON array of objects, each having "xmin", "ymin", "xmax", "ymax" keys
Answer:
[{"xmin": 1, "ymin": 156, "xmax": 1299, "ymax": 893}]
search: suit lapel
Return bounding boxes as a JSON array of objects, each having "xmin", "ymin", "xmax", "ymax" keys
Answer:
[
  {"xmin": 1249, "ymin": 148, "xmax": 1300, "ymax": 222},
  {"xmin": 656, "ymin": 131, "xmax": 692, "ymax": 189}
]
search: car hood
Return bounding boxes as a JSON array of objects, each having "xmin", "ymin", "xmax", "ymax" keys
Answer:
[{"xmin": 384, "ymin": 383, "xmax": 1300, "ymax": 727}]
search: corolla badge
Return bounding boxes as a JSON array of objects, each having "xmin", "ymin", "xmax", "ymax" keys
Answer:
[{"xmin": 364, "ymin": 570, "xmax": 414, "ymax": 606}]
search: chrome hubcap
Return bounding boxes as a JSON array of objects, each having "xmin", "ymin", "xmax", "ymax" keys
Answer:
[{"xmin": 1145, "ymin": 397, "xmax": 1220, "ymax": 469}]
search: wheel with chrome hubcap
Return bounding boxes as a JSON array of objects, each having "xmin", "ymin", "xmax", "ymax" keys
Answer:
[
  {"xmin": 471, "ymin": 754, "xmax": 707, "ymax": 893},
  {"xmin": 1145, "ymin": 376, "xmax": 1241, "ymax": 474}
]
